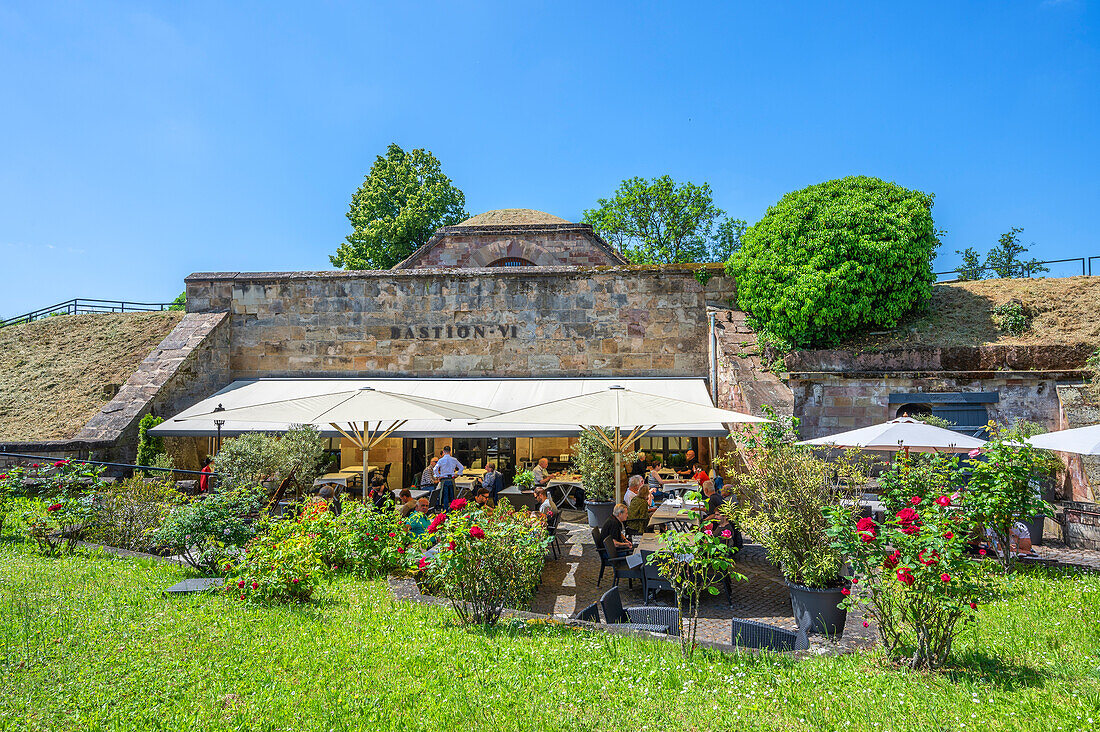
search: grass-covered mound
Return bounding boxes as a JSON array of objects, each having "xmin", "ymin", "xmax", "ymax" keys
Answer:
[{"xmin": 1, "ymin": 542, "xmax": 1097, "ymax": 731}]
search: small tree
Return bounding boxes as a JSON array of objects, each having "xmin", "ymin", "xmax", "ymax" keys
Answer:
[
  {"xmin": 648, "ymin": 523, "xmax": 742, "ymax": 657},
  {"xmin": 330, "ymin": 143, "xmax": 468, "ymax": 270},
  {"xmin": 984, "ymin": 228, "xmax": 1047, "ymax": 278},
  {"xmin": 582, "ymin": 175, "xmax": 745, "ymax": 264},
  {"xmin": 954, "ymin": 247, "xmax": 985, "ymax": 280},
  {"xmin": 570, "ymin": 429, "xmax": 637, "ymax": 502},
  {"xmin": 963, "ymin": 424, "xmax": 1054, "ymax": 571},
  {"xmin": 135, "ymin": 414, "xmax": 165, "ymax": 467}
]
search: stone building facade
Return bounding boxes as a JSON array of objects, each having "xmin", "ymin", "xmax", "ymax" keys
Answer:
[{"xmin": 393, "ymin": 209, "xmax": 627, "ymax": 269}]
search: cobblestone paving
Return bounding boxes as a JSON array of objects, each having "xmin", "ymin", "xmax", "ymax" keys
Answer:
[
  {"xmin": 533, "ymin": 516, "xmax": 877, "ymax": 651},
  {"xmin": 1031, "ymin": 541, "xmax": 1100, "ymax": 571}
]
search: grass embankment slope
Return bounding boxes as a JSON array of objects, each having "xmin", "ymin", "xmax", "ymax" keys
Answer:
[
  {"xmin": 0, "ymin": 312, "xmax": 182, "ymax": 441},
  {"xmin": 842, "ymin": 277, "xmax": 1100, "ymax": 350},
  {"xmin": 0, "ymin": 544, "xmax": 1097, "ymax": 731}
]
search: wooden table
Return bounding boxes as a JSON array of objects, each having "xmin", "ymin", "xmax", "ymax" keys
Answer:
[{"xmin": 648, "ymin": 501, "xmax": 703, "ymax": 529}]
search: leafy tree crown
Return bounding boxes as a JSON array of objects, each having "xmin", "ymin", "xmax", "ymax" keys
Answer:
[
  {"xmin": 729, "ymin": 176, "xmax": 940, "ymax": 347},
  {"xmin": 331, "ymin": 143, "xmax": 468, "ymax": 270}
]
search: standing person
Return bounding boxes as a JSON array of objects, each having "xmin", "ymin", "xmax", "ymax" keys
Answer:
[
  {"xmin": 481, "ymin": 462, "xmax": 502, "ymax": 502},
  {"xmin": 630, "ymin": 451, "xmax": 648, "ymax": 478},
  {"xmin": 433, "ymin": 445, "xmax": 464, "ymax": 508},
  {"xmin": 532, "ymin": 457, "xmax": 552, "ymax": 487},
  {"xmin": 198, "ymin": 457, "xmax": 213, "ymax": 493}
]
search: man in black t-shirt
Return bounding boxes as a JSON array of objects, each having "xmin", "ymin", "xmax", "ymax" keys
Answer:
[{"xmin": 600, "ymin": 503, "xmax": 633, "ymax": 557}]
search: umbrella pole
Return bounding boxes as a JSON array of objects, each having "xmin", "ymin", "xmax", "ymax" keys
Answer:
[
  {"xmin": 614, "ymin": 426, "xmax": 622, "ymax": 504},
  {"xmin": 362, "ymin": 446, "xmax": 369, "ymax": 500}
]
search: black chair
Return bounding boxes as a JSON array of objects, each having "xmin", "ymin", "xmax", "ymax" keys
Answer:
[
  {"xmin": 592, "ymin": 528, "xmax": 641, "ymax": 589},
  {"xmin": 381, "ymin": 463, "xmax": 392, "ymax": 481},
  {"xmin": 599, "ymin": 586, "xmax": 680, "ymax": 636},
  {"xmin": 640, "ymin": 550, "xmax": 675, "ymax": 605},
  {"xmin": 730, "ymin": 618, "xmax": 809, "ymax": 652},
  {"xmin": 572, "ymin": 602, "xmax": 600, "ymax": 623},
  {"xmin": 546, "ymin": 513, "xmax": 563, "ymax": 559}
]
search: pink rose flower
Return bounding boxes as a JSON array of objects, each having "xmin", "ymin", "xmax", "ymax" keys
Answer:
[
  {"xmin": 940, "ymin": 573, "xmax": 951, "ymax": 583},
  {"xmin": 934, "ymin": 495, "xmax": 951, "ymax": 507},
  {"xmin": 721, "ymin": 529, "xmax": 732, "ymax": 538},
  {"xmin": 703, "ymin": 529, "xmax": 713, "ymax": 536},
  {"xmin": 968, "ymin": 449, "xmax": 981, "ymax": 458},
  {"xmin": 909, "ymin": 496, "xmax": 921, "ymax": 506}
]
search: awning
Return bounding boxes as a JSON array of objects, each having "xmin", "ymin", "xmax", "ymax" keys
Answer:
[{"xmin": 149, "ymin": 377, "xmax": 732, "ymax": 438}]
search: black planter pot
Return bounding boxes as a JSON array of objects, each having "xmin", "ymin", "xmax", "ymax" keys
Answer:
[
  {"xmin": 786, "ymin": 580, "xmax": 847, "ymax": 637},
  {"xmin": 586, "ymin": 500, "xmax": 614, "ymax": 528},
  {"xmin": 1025, "ymin": 515, "xmax": 1046, "ymax": 546}
]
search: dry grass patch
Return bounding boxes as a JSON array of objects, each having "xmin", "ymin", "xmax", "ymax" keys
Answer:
[
  {"xmin": 0, "ymin": 312, "xmax": 182, "ymax": 441},
  {"xmin": 843, "ymin": 276, "xmax": 1100, "ymax": 349}
]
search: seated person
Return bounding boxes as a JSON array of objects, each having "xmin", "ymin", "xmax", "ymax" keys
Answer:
[
  {"xmin": 532, "ymin": 457, "xmax": 553, "ymax": 487},
  {"xmin": 316, "ymin": 484, "xmax": 342, "ymax": 516},
  {"xmin": 702, "ymin": 480, "xmax": 724, "ymax": 517},
  {"xmin": 646, "ymin": 460, "xmax": 672, "ymax": 501},
  {"xmin": 534, "ymin": 486, "xmax": 557, "ymax": 519},
  {"xmin": 691, "ymin": 463, "xmax": 710, "ymax": 484},
  {"xmin": 624, "ymin": 474, "xmax": 642, "ymax": 506},
  {"xmin": 600, "ymin": 503, "xmax": 634, "ymax": 557},
  {"xmin": 625, "ymin": 483, "xmax": 658, "ymax": 535},
  {"xmin": 420, "ymin": 458, "xmax": 439, "ymax": 489},
  {"xmin": 395, "ymin": 488, "xmax": 417, "ymax": 518},
  {"xmin": 407, "ymin": 497, "xmax": 432, "ymax": 537},
  {"xmin": 369, "ymin": 476, "xmax": 392, "ymax": 510},
  {"xmin": 984, "ymin": 522, "xmax": 1035, "ymax": 557},
  {"xmin": 473, "ymin": 486, "xmax": 495, "ymax": 509},
  {"xmin": 481, "ymin": 462, "xmax": 502, "ymax": 502},
  {"xmin": 676, "ymin": 449, "xmax": 697, "ymax": 478}
]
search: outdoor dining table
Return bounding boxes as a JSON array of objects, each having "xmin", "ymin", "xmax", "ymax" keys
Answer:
[
  {"xmin": 392, "ymin": 488, "xmax": 431, "ymax": 501},
  {"xmin": 647, "ymin": 500, "xmax": 703, "ymax": 530},
  {"xmin": 314, "ymin": 473, "xmax": 349, "ymax": 487},
  {"xmin": 546, "ymin": 476, "xmax": 583, "ymax": 509},
  {"xmin": 660, "ymin": 481, "xmax": 700, "ymax": 498}
]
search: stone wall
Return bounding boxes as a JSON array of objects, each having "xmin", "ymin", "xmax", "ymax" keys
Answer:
[
  {"xmin": 73, "ymin": 312, "xmax": 231, "ymax": 462},
  {"xmin": 185, "ymin": 265, "xmax": 736, "ymax": 379},
  {"xmin": 396, "ymin": 224, "xmax": 625, "ymax": 269}
]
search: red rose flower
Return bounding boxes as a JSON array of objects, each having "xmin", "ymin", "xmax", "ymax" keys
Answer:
[
  {"xmin": 417, "ymin": 557, "xmax": 428, "ymax": 570},
  {"xmin": 896, "ymin": 568, "xmax": 915, "ymax": 586},
  {"xmin": 895, "ymin": 507, "xmax": 921, "ymax": 535},
  {"xmin": 427, "ymin": 513, "xmax": 447, "ymax": 534},
  {"xmin": 469, "ymin": 526, "xmax": 485, "ymax": 539},
  {"xmin": 387, "ymin": 532, "xmax": 396, "ymax": 538},
  {"xmin": 240, "ymin": 594, "xmax": 246, "ymax": 600},
  {"xmin": 943, "ymin": 531, "xmax": 954, "ymax": 540},
  {"xmin": 969, "ymin": 601, "xmax": 977, "ymax": 609},
  {"xmin": 0, "ymin": 474, "xmax": 7, "ymax": 480},
  {"xmin": 397, "ymin": 547, "xmax": 405, "ymax": 554},
  {"xmin": 909, "ymin": 496, "xmax": 921, "ymax": 506},
  {"xmin": 940, "ymin": 573, "xmax": 951, "ymax": 583},
  {"xmin": 292, "ymin": 578, "xmax": 300, "ymax": 584},
  {"xmin": 237, "ymin": 579, "xmax": 245, "ymax": 588},
  {"xmin": 851, "ymin": 577, "xmax": 859, "ymax": 585},
  {"xmin": 47, "ymin": 503, "xmax": 63, "ymax": 512},
  {"xmin": 447, "ymin": 540, "xmax": 456, "ymax": 550},
  {"xmin": 883, "ymin": 550, "xmax": 901, "ymax": 569},
  {"xmin": 862, "ymin": 621, "xmax": 870, "ymax": 628},
  {"xmin": 856, "ymin": 517, "xmax": 876, "ymax": 532},
  {"xmin": 934, "ymin": 495, "xmax": 951, "ymax": 507},
  {"xmin": 54, "ymin": 460, "xmax": 67, "ymax": 468},
  {"xmin": 841, "ymin": 587, "xmax": 850, "ymax": 596},
  {"xmin": 978, "ymin": 549, "xmax": 987, "ymax": 556},
  {"xmin": 251, "ymin": 582, "xmax": 258, "ymax": 590},
  {"xmin": 918, "ymin": 549, "xmax": 939, "ymax": 566},
  {"xmin": 449, "ymin": 498, "xmax": 468, "ymax": 511}
]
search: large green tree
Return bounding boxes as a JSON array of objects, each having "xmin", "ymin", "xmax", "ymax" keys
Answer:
[
  {"xmin": 729, "ymin": 176, "xmax": 940, "ymax": 348},
  {"xmin": 331, "ymin": 144, "xmax": 468, "ymax": 270},
  {"xmin": 582, "ymin": 176, "xmax": 745, "ymax": 264}
]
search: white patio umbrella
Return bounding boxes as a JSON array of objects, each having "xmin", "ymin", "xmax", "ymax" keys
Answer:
[
  {"xmin": 1026, "ymin": 424, "xmax": 1100, "ymax": 455},
  {"xmin": 181, "ymin": 387, "xmax": 498, "ymax": 489},
  {"xmin": 472, "ymin": 385, "xmax": 769, "ymax": 501},
  {"xmin": 796, "ymin": 416, "xmax": 987, "ymax": 454}
]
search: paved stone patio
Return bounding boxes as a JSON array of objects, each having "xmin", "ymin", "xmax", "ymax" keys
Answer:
[{"xmin": 533, "ymin": 514, "xmax": 877, "ymax": 651}]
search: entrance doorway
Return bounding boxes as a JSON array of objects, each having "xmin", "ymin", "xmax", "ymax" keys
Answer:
[
  {"xmin": 402, "ymin": 438, "xmax": 429, "ymax": 489},
  {"xmin": 452, "ymin": 437, "xmax": 517, "ymax": 485}
]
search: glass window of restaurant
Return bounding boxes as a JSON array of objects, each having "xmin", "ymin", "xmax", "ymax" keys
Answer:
[
  {"xmin": 452, "ymin": 437, "xmax": 517, "ymax": 484},
  {"xmin": 636, "ymin": 436, "xmax": 698, "ymax": 469}
]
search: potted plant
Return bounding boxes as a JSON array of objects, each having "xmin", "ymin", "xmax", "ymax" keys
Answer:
[
  {"xmin": 725, "ymin": 425, "xmax": 868, "ymax": 637},
  {"xmin": 513, "ymin": 470, "xmax": 535, "ymax": 490},
  {"xmin": 571, "ymin": 429, "xmax": 637, "ymax": 528}
]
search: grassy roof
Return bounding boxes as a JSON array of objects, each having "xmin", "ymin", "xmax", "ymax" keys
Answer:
[
  {"xmin": 0, "ymin": 312, "xmax": 183, "ymax": 441},
  {"xmin": 840, "ymin": 276, "xmax": 1100, "ymax": 350}
]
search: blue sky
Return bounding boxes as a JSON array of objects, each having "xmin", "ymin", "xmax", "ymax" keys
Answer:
[{"xmin": 1, "ymin": 1, "xmax": 1097, "ymax": 316}]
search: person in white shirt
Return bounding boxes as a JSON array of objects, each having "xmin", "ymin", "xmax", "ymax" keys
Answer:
[
  {"xmin": 624, "ymin": 474, "xmax": 643, "ymax": 506},
  {"xmin": 432, "ymin": 446, "xmax": 464, "ymax": 509},
  {"xmin": 532, "ymin": 457, "xmax": 552, "ymax": 487},
  {"xmin": 534, "ymin": 486, "xmax": 557, "ymax": 518}
]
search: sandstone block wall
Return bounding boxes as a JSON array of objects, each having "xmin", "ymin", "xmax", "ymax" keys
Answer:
[
  {"xmin": 185, "ymin": 266, "xmax": 735, "ymax": 379},
  {"xmin": 397, "ymin": 224, "xmax": 625, "ymax": 269}
]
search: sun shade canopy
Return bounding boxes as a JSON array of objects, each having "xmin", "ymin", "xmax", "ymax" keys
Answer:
[
  {"xmin": 1027, "ymin": 424, "xmax": 1100, "ymax": 455},
  {"xmin": 796, "ymin": 416, "xmax": 988, "ymax": 453},
  {"xmin": 149, "ymin": 378, "xmax": 737, "ymax": 438}
]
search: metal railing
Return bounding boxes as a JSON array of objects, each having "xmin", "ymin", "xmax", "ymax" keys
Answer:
[
  {"xmin": 0, "ymin": 451, "xmax": 218, "ymax": 479},
  {"xmin": 935, "ymin": 256, "xmax": 1093, "ymax": 282},
  {"xmin": 0, "ymin": 298, "xmax": 179, "ymax": 328}
]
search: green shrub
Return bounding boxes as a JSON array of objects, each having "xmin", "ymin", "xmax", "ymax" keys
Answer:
[
  {"xmin": 729, "ymin": 176, "xmax": 939, "ymax": 347},
  {"xmin": 216, "ymin": 426, "xmax": 325, "ymax": 493},
  {"xmin": 227, "ymin": 517, "xmax": 329, "ymax": 604},
  {"xmin": 415, "ymin": 500, "xmax": 548, "ymax": 625},
  {"xmin": 569, "ymin": 429, "xmax": 637, "ymax": 502},
  {"xmin": 85, "ymin": 476, "xmax": 182, "ymax": 552},
  {"xmin": 301, "ymin": 500, "xmax": 411, "ymax": 577},
  {"xmin": 23, "ymin": 496, "xmax": 94, "ymax": 556},
  {"xmin": 990, "ymin": 301, "xmax": 1030, "ymax": 335},
  {"xmin": 136, "ymin": 414, "xmax": 166, "ymax": 467},
  {"xmin": 152, "ymin": 487, "xmax": 267, "ymax": 574}
]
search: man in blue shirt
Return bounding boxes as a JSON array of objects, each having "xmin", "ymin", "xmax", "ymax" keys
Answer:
[{"xmin": 432, "ymin": 446, "xmax": 464, "ymax": 509}]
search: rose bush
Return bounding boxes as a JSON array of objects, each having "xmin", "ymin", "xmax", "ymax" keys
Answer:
[
  {"xmin": 23, "ymin": 496, "xmax": 95, "ymax": 556},
  {"xmin": 226, "ymin": 508, "xmax": 331, "ymax": 603},
  {"xmin": 414, "ymin": 500, "xmax": 549, "ymax": 625},
  {"xmin": 85, "ymin": 476, "xmax": 182, "ymax": 552},
  {"xmin": 152, "ymin": 486, "xmax": 267, "ymax": 574},
  {"xmin": 827, "ymin": 492, "xmax": 987, "ymax": 670},
  {"xmin": 304, "ymin": 500, "xmax": 412, "ymax": 577}
]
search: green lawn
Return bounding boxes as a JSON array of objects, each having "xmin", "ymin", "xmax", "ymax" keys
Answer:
[{"xmin": 1, "ymin": 542, "xmax": 1099, "ymax": 731}]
